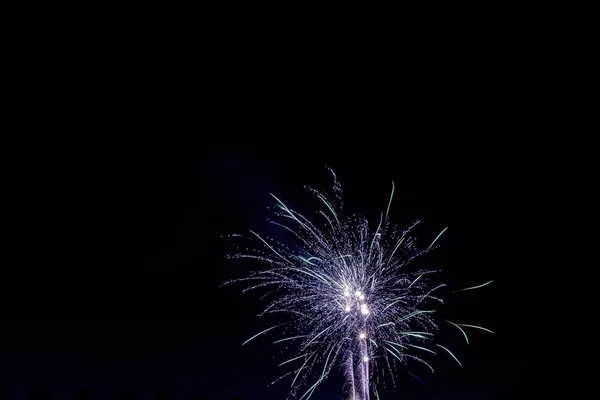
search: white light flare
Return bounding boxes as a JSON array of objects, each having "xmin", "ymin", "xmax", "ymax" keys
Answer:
[{"xmin": 360, "ymin": 304, "xmax": 370, "ymax": 315}]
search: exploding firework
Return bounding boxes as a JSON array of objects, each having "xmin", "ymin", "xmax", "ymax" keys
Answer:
[{"xmin": 225, "ymin": 169, "xmax": 492, "ymax": 400}]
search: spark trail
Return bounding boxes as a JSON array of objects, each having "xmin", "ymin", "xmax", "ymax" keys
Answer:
[{"xmin": 225, "ymin": 169, "xmax": 492, "ymax": 400}]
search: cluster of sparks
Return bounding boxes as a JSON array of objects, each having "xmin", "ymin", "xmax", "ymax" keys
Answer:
[{"xmin": 225, "ymin": 169, "xmax": 492, "ymax": 400}]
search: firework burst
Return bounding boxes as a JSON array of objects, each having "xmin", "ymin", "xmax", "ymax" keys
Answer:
[{"xmin": 225, "ymin": 169, "xmax": 492, "ymax": 400}]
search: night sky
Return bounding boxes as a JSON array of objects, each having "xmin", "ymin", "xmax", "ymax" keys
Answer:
[{"xmin": 1, "ymin": 16, "xmax": 586, "ymax": 399}]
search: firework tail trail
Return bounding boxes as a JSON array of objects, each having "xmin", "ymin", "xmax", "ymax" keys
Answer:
[{"xmin": 225, "ymin": 169, "xmax": 493, "ymax": 399}]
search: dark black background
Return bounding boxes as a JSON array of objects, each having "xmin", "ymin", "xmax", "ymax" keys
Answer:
[{"xmin": 1, "ymin": 14, "xmax": 585, "ymax": 399}]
